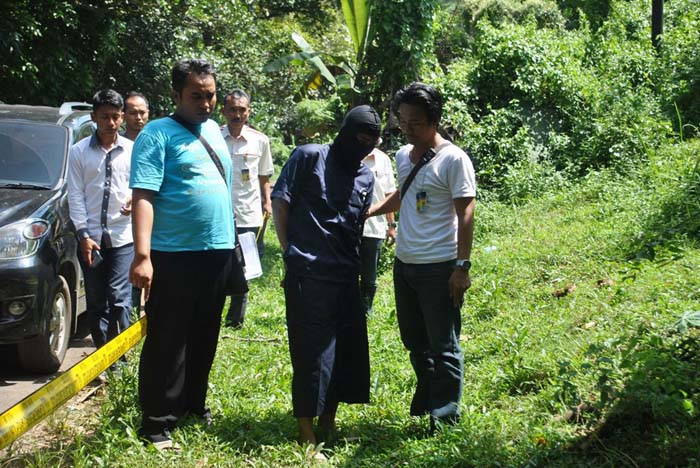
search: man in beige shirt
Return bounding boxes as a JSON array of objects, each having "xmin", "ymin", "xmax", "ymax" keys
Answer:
[{"xmin": 221, "ymin": 89, "xmax": 274, "ymax": 329}]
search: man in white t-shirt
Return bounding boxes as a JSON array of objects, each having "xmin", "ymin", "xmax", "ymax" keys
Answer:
[
  {"xmin": 368, "ymin": 82, "xmax": 476, "ymax": 432},
  {"xmin": 221, "ymin": 89, "xmax": 274, "ymax": 329},
  {"xmin": 360, "ymin": 147, "xmax": 396, "ymax": 315}
]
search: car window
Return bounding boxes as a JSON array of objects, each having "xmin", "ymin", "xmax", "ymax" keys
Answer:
[
  {"xmin": 0, "ymin": 122, "xmax": 68, "ymax": 188},
  {"xmin": 75, "ymin": 119, "xmax": 95, "ymax": 143}
]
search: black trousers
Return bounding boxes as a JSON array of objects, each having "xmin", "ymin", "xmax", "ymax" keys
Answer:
[{"xmin": 138, "ymin": 249, "xmax": 231, "ymax": 437}]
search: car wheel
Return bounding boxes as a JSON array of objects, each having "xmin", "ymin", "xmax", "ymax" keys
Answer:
[{"xmin": 17, "ymin": 276, "xmax": 73, "ymax": 373}]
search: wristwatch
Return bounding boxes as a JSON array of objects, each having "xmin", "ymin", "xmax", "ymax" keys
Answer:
[
  {"xmin": 455, "ymin": 259, "xmax": 471, "ymax": 272},
  {"xmin": 388, "ymin": 222, "xmax": 397, "ymax": 229},
  {"xmin": 80, "ymin": 231, "xmax": 90, "ymax": 240}
]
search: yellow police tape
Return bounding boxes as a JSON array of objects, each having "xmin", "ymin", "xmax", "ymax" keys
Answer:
[{"xmin": 0, "ymin": 316, "xmax": 147, "ymax": 450}]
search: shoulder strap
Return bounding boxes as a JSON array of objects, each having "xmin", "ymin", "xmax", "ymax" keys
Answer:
[
  {"xmin": 400, "ymin": 143, "xmax": 453, "ymax": 200},
  {"xmin": 400, "ymin": 148, "xmax": 436, "ymax": 200},
  {"xmin": 169, "ymin": 114, "xmax": 227, "ymax": 185}
]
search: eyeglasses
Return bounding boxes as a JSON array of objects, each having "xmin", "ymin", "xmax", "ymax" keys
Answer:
[{"xmin": 398, "ymin": 118, "xmax": 431, "ymax": 130}]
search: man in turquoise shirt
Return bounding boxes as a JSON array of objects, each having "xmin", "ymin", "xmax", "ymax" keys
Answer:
[{"xmin": 129, "ymin": 59, "xmax": 235, "ymax": 450}]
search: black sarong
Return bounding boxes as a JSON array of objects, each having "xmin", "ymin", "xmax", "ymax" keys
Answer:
[{"xmin": 284, "ymin": 272, "xmax": 370, "ymax": 417}]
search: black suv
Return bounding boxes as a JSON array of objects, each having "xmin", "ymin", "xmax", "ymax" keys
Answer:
[{"xmin": 0, "ymin": 103, "xmax": 95, "ymax": 372}]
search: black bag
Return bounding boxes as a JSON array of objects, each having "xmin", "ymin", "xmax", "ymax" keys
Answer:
[
  {"xmin": 169, "ymin": 114, "xmax": 248, "ymax": 295},
  {"xmin": 226, "ymin": 243, "xmax": 248, "ymax": 295}
]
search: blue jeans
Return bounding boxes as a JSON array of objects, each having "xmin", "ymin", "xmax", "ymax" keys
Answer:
[
  {"xmin": 360, "ymin": 236, "xmax": 384, "ymax": 314},
  {"xmin": 393, "ymin": 258, "xmax": 463, "ymax": 422},
  {"xmin": 225, "ymin": 226, "xmax": 264, "ymax": 326},
  {"xmin": 80, "ymin": 243, "xmax": 134, "ymax": 348}
]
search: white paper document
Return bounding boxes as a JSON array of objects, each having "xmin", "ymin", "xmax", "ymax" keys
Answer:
[{"xmin": 237, "ymin": 231, "xmax": 262, "ymax": 280}]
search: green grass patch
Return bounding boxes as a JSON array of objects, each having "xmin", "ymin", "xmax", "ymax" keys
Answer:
[{"xmin": 3, "ymin": 141, "xmax": 700, "ymax": 467}]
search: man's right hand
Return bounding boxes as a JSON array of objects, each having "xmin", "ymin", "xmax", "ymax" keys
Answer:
[
  {"xmin": 130, "ymin": 254, "xmax": 153, "ymax": 301},
  {"xmin": 80, "ymin": 237, "xmax": 100, "ymax": 266}
]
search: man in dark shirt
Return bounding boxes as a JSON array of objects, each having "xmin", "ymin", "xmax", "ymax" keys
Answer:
[{"xmin": 271, "ymin": 105, "xmax": 379, "ymax": 453}]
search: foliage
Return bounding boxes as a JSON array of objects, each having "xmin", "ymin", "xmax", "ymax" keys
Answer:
[
  {"xmin": 288, "ymin": 95, "xmax": 343, "ymax": 144},
  {"xmin": 555, "ymin": 0, "xmax": 612, "ymax": 29},
  {"xmin": 462, "ymin": 0, "xmax": 565, "ymax": 31},
  {"xmin": 625, "ymin": 140, "xmax": 700, "ymax": 263},
  {"xmin": 253, "ymin": 0, "xmax": 336, "ymax": 24},
  {"xmin": 656, "ymin": 0, "xmax": 700, "ymax": 139},
  {"xmin": 0, "ymin": 0, "xmax": 184, "ymax": 114},
  {"xmin": 359, "ymin": 0, "xmax": 440, "ymax": 110},
  {"xmin": 340, "ymin": 0, "xmax": 372, "ymax": 64},
  {"xmin": 432, "ymin": 4, "xmax": 673, "ymax": 193}
]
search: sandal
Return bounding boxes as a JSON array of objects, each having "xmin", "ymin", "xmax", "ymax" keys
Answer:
[{"xmin": 151, "ymin": 438, "xmax": 182, "ymax": 453}]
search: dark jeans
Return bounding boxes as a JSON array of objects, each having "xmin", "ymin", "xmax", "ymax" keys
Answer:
[
  {"xmin": 360, "ymin": 236, "xmax": 384, "ymax": 315},
  {"xmin": 393, "ymin": 258, "xmax": 463, "ymax": 422},
  {"xmin": 138, "ymin": 249, "xmax": 230, "ymax": 439},
  {"xmin": 80, "ymin": 243, "xmax": 133, "ymax": 349},
  {"xmin": 225, "ymin": 226, "xmax": 264, "ymax": 326}
]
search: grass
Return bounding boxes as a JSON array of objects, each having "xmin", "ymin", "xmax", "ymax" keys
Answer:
[{"xmin": 2, "ymin": 139, "xmax": 700, "ymax": 467}]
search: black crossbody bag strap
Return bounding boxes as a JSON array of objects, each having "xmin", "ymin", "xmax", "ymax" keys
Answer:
[
  {"xmin": 400, "ymin": 148, "xmax": 437, "ymax": 201},
  {"xmin": 169, "ymin": 114, "xmax": 227, "ymax": 183},
  {"xmin": 168, "ymin": 114, "xmax": 249, "ymax": 294},
  {"xmin": 400, "ymin": 143, "xmax": 453, "ymax": 200}
]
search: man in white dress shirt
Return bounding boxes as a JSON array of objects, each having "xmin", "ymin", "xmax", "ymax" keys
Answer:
[
  {"xmin": 67, "ymin": 89, "xmax": 134, "ymax": 349},
  {"xmin": 221, "ymin": 89, "xmax": 274, "ymax": 329}
]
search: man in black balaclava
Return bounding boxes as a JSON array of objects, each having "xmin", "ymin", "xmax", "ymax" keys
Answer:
[
  {"xmin": 331, "ymin": 104, "xmax": 382, "ymax": 168},
  {"xmin": 271, "ymin": 106, "xmax": 380, "ymax": 457}
]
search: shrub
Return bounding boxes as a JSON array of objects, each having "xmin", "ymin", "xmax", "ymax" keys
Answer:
[
  {"xmin": 287, "ymin": 95, "xmax": 343, "ymax": 145},
  {"xmin": 656, "ymin": 2, "xmax": 700, "ymax": 138},
  {"xmin": 498, "ymin": 144, "xmax": 569, "ymax": 203},
  {"xmin": 433, "ymin": 9, "xmax": 673, "ymax": 190}
]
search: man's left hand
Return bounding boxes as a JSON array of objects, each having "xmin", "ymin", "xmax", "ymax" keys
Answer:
[{"xmin": 448, "ymin": 268, "xmax": 471, "ymax": 307}]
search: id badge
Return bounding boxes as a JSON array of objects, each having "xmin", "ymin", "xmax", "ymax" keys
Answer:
[
  {"xmin": 416, "ymin": 191, "xmax": 428, "ymax": 212},
  {"xmin": 241, "ymin": 168, "xmax": 250, "ymax": 182}
]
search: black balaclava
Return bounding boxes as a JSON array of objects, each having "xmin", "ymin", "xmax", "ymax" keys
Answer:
[{"xmin": 331, "ymin": 105, "xmax": 381, "ymax": 169}]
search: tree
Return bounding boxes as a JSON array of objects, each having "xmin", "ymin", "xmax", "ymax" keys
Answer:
[{"xmin": 0, "ymin": 0, "xmax": 185, "ymax": 113}]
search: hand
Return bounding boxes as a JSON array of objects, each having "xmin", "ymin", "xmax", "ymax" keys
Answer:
[
  {"xmin": 120, "ymin": 197, "xmax": 132, "ymax": 216},
  {"xmin": 80, "ymin": 237, "xmax": 100, "ymax": 266},
  {"xmin": 448, "ymin": 268, "xmax": 471, "ymax": 307},
  {"xmin": 386, "ymin": 226, "xmax": 397, "ymax": 246},
  {"xmin": 129, "ymin": 254, "xmax": 153, "ymax": 301},
  {"xmin": 262, "ymin": 201, "xmax": 272, "ymax": 218}
]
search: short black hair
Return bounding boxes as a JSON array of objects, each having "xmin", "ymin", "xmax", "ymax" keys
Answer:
[
  {"xmin": 394, "ymin": 82, "xmax": 443, "ymax": 125},
  {"xmin": 224, "ymin": 89, "xmax": 250, "ymax": 105},
  {"xmin": 123, "ymin": 91, "xmax": 149, "ymax": 110},
  {"xmin": 172, "ymin": 59, "xmax": 217, "ymax": 94},
  {"xmin": 92, "ymin": 89, "xmax": 123, "ymax": 113}
]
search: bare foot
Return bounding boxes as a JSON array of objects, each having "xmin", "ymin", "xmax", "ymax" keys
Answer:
[{"xmin": 298, "ymin": 417, "xmax": 316, "ymax": 445}]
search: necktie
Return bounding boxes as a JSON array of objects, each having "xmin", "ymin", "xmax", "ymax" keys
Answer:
[{"xmin": 100, "ymin": 149, "xmax": 114, "ymax": 249}]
